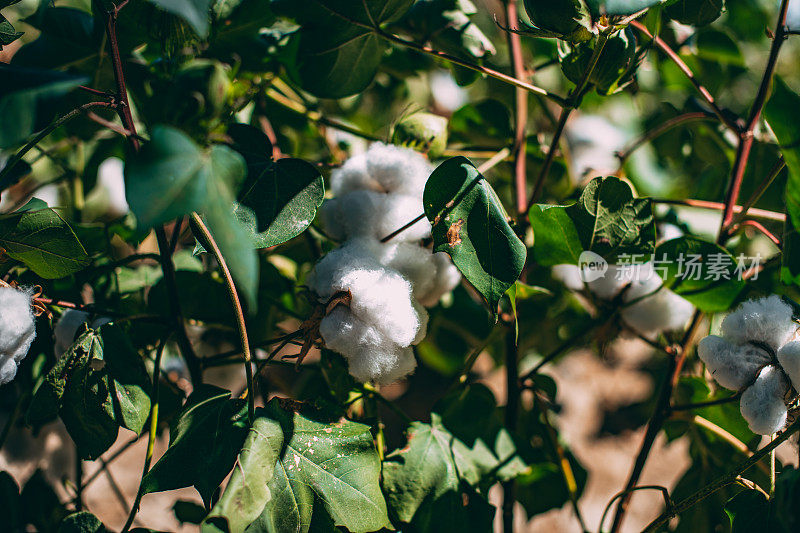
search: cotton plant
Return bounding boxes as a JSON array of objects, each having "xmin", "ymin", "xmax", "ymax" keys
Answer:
[
  {"xmin": 309, "ymin": 143, "xmax": 461, "ymax": 384},
  {"xmin": 0, "ymin": 286, "xmax": 37, "ymax": 385},
  {"xmin": 698, "ymin": 295, "xmax": 800, "ymax": 435},
  {"xmin": 552, "ymin": 262, "xmax": 695, "ymax": 336}
]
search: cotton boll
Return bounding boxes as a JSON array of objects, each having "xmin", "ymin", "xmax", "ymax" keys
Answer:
[
  {"xmin": 622, "ymin": 288, "xmax": 694, "ymax": 335},
  {"xmin": 721, "ymin": 295, "xmax": 798, "ymax": 351},
  {"xmin": 318, "ymin": 191, "xmax": 431, "ymax": 243},
  {"xmin": 585, "ymin": 264, "xmax": 633, "ymax": 300},
  {"xmin": 0, "ymin": 355, "xmax": 17, "ymax": 385},
  {"xmin": 362, "ymin": 240, "xmax": 438, "ymax": 301},
  {"xmin": 329, "ymin": 152, "xmax": 378, "ymax": 196},
  {"xmin": 430, "ymin": 70, "xmax": 467, "ymax": 114},
  {"xmin": 698, "ymin": 335, "xmax": 772, "ymax": 391},
  {"xmin": 346, "ymin": 344, "xmax": 417, "ymax": 385},
  {"xmin": 54, "ymin": 310, "xmax": 90, "ymax": 358},
  {"xmin": 565, "ymin": 115, "xmax": 628, "ymax": 178},
  {"xmin": 0, "ymin": 287, "xmax": 36, "ymax": 363},
  {"xmin": 417, "ymin": 252, "xmax": 462, "ymax": 307},
  {"xmin": 777, "ymin": 341, "xmax": 800, "ymax": 392},
  {"xmin": 365, "ymin": 142, "xmax": 432, "ymax": 197},
  {"xmin": 553, "ymin": 264, "xmax": 584, "ymax": 292},
  {"xmin": 319, "ymin": 307, "xmax": 388, "ymax": 357},
  {"xmin": 739, "ymin": 365, "xmax": 789, "ymax": 435}
]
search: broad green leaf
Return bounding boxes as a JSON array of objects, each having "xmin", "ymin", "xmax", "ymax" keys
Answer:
[
  {"xmin": 125, "ymin": 126, "xmax": 245, "ymax": 228},
  {"xmin": 585, "ymin": 0, "xmax": 664, "ymax": 15},
  {"xmin": 530, "ymin": 176, "xmax": 655, "ymax": 266},
  {"xmin": 0, "ymin": 64, "xmax": 87, "ymax": 150},
  {"xmin": 764, "ymin": 77, "xmax": 800, "ymax": 230},
  {"xmin": 141, "ymin": 384, "xmax": 249, "ymax": 507},
  {"xmin": 27, "ymin": 325, "xmax": 152, "ymax": 459},
  {"xmin": 0, "ymin": 207, "xmax": 90, "ymax": 278},
  {"xmin": 423, "ymin": 157, "xmax": 526, "ymax": 319},
  {"xmin": 655, "ymin": 236, "xmax": 745, "ymax": 311},
  {"xmin": 203, "ymin": 414, "xmax": 283, "ymax": 533},
  {"xmin": 248, "ymin": 399, "xmax": 391, "ymax": 533},
  {"xmin": 229, "ymin": 123, "xmax": 324, "ymax": 245},
  {"xmin": 400, "ymin": 0, "xmax": 495, "ymax": 61},
  {"xmin": 382, "ymin": 414, "xmax": 494, "ymax": 531},
  {"xmin": 0, "ymin": 15, "xmax": 22, "ymax": 49},
  {"xmin": 274, "ymin": 0, "xmax": 414, "ymax": 98},
  {"xmin": 57, "ymin": 511, "xmax": 106, "ymax": 533},
  {"xmin": 666, "ymin": 0, "xmax": 725, "ymax": 26},
  {"xmin": 125, "ymin": 125, "xmax": 258, "ymax": 308},
  {"xmin": 725, "ymin": 489, "xmax": 769, "ymax": 533},
  {"xmin": 559, "ymin": 28, "xmax": 641, "ymax": 95},
  {"xmin": 146, "ymin": 0, "xmax": 213, "ymax": 37},
  {"xmin": 521, "ymin": 0, "xmax": 593, "ymax": 42}
]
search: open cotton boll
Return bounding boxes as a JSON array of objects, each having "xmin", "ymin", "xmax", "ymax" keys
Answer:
[
  {"xmin": 430, "ymin": 70, "xmax": 467, "ymax": 113},
  {"xmin": 777, "ymin": 341, "xmax": 800, "ymax": 392},
  {"xmin": 622, "ymin": 288, "xmax": 694, "ymax": 335},
  {"xmin": 0, "ymin": 287, "xmax": 36, "ymax": 361},
  {"xmin": 0, "ymin": 355, "xmax": 17, "ymax": 385},
  {"xmin": 585, "ymin": 264, "xmax": 636, "ymax": 300},
  {"xmin": 721, "ymin": 295, "xmax": 798, "ymax": 350},
  {"xmin": 319, "ymin": 307, "xmax": 418, "ymax": 384},
  {"xmin": 364, "ymin": 142, "xmax": 432, "ymax": 197},
  {"xmin": 740, "ymin": 365, "xmax": 789, "ymax": 435},
  {"xmin": 318, "ymin": 191, "xmax": 431, "ymax": 243},
  {"xmin": 553, "ymin": 264, "xmax": 584, "ymax": 292},
  {"xmin": 329, "ymin": 152, "xmax": 378, "ymax": 196},
  {"xmin": 698, "ymin": 335, "xmax": 772, "ymax": 390}
]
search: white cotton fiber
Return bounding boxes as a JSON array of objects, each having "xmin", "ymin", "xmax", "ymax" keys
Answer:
[
  {"xmin": 364, "ymin": 142, "xmax": 432, "ymax": 197},
  {"xmin": 721, "ymin": 295, "xmax": 798, "ymax": 351},
  {"xmin": 565, "ymin": 114, "xmax": 628, "ymax": 179},
  {"xmin": 777, "ymin": 341, "xmax": 800, "ymax": 392},
  {"xmin": 0, "ymin": 287, "xmax": 36, "ymax": 360},
  {"xmin": 585, "ymin": 264, "xmax": 633, "ymax": 300},
  {"xmin": 358, "ymin": 239, "xmax": 438, "ymax": 300},
  {"xmin": 347, "ymin": 344, "xmax": 417, "ymax": 386},
  {"xmin": 329, "ymin": 142, "xmax": 432, "ymax": 197},
  {"xmin": 87, "ymin": 157, "xmax": 130, "ymax": 220},
  {"xmin": 788, "ymin": 0, "xmax": 800, "ymax": 31},
  {"xmin": 318, "ymin": 191, "xmax": 431, "ymax": 243},
  {"xmin": 622, "ymin": 288, "xmax": 694, "ymax": 335},
  {"xmin": 739, "ymin": 365, "xmax": 789, "ymax": 435},
  {"xmin": 552, "ymin": 264, "xmax": 584, "ymax": 292},
  {"xmin": 417, "ymin": 252, "xmax": 462, "ymax": 307},
  {"xmin": 697, "ymin": 335, "xmax": 772, "ymax": 391},
  {"xmin": 0, "ymin": 355, "xmax": 17, "ymax": 385}
]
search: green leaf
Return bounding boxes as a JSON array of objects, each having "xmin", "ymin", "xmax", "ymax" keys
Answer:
[
  {"xmin": 665, "ymin": 0, "xmax": 725, "ymax": 26},
  {"xmin": 146, "ymin": 0, "xmax": 213, "ymax": 37},
  {"xmin": 400, "ymin": 0, "xmax": 495, "ymax": 61},
  {"xmin": 229, "ymin": 123, "xmax": 324, "ymax": 244},
  {"xmin": 125, "ymin": 125, "xmax": 258, "ymax": 308},
  {"xmin": 27, "ymin": 325, "xmax": 152, "ymax": 459},
  {"xmin": 764, "ymin": 77, "xmax": 800, "ymax": 231},
  {"xmin": 141, "ymin": 385, "xmax": 249, "ymax": 507},
  {"xmin": 0, "ymin": 15, "xmax": 22, "ymax": 49},
  {"xmin": 275, "ymin": 0, "xmax": 414, "ymax": 98},
  {"xmin": 0, "ymin": 207, "xmax": 90, "ymax": 278},
  {"xmin": 585, "ymin": 0, "xmax": 665, "ymax": 15},
  {"xmin": 655, "ymin": 236, "xmax": 745, "ymax": 311},
  {"xmin": 529, "ymin": 176, "xmax": 655, "ymax": 266},
  {"xmin": 521, "ymin": 0, "xmax": 593, "ymax": 42},
  {"xmin": 558, "ymin": 28, "xmax": 641, "ymax": 95},
  {"xmin": 247, "ymin": 399, "xmax": 391, "ymax": 533},
  {"xmin": 0, "ymin": 64, "xmax": 87, "ymax": 150},
  {"xmin": 423, "ymin": 157, "xmax": 526, "ymax": 319},
  {"xmin": 449, "ymin": 99, "xmax": 513, "ymax": 147},
  {"xmin": 725, "ymin": 489, "xmax": 769, "ymax": 533},
  {"xmin": 125, "ymin": 126, "xmax": 245, "ymax": 228},
  {"xmin": 202, "ymin": 413, "xmax": 283, "ymax": 533},
  {"xmin": 382, "ymin": 414, "xmax": 495, "ymax": 531},
  {"xmin": 57, "ymin": 511, "xmax": 107, "ymax": 533}
]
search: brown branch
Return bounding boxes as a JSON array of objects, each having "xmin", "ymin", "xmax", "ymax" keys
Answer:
[
  {"xmin": 652, "ymin": 198, "xmax": 785, "ymax": 222},
  {"xmin": 630, "ymin": 21, "xmax": 741, "ymax": 133},
  {"xmin": 505, "ymin": 0, "xmax": 529, "ymax": 219},
  {"xmin": 616, "ymin": 112, "xmax": 717, "ymax": 166},
  {"xmin": 729, "ymin": 156, "xmax": 786, "ymax": 227},
  {"xmin": 730, "ymin": 219, "xmax": 783, "ymax": 248}
]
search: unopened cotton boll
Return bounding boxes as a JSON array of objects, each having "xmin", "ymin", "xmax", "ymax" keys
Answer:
[
  {"xmin": 698, "ymin": 335, "xmax": 772, "ymax": 390},
  {"xmin": 0, "ymin": 286, "xmax": 37, "ymax": 385},
  {"xmin": 739, "ymin": 365, "xmax": 789, "ymax": 435},
  {"xmin": 721, "ymin": 295, "xmax": 798, "ymax": 351},
  {"xmin": 318, "ymin": 190, "xmax": 431, "ymax": 243}
]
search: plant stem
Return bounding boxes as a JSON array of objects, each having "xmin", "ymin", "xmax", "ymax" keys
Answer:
[
  {"xmin": 615, "ymin": 112, "xmax": 716, "ymax": 166},
  {"xmin": 630, "ymin": 21, "xmax": 741, "ymax": 133},
  {"xmin": 641, "ymin": 419, "xmax": 800, "ymax": 532},
  {"xmin": 598, "ymin": 485, "xmax": 671, "ymax": 533},
  {"xmin": 121, "ymin": 337, "xmax": 167, "ymax": 532},
  {"xmin": 190, "ymin": 213, "xmax": 255, "ymax": 424},
  {"xmin": 0, "ymin": 101, "xmax": 115, "ymax": 187},
  {"xmin": 609, "ymin": 311, "xmax": 704, "ymax": 532},
  {"xmin": 103, "ymin": 4, "xmax": 138, "ymax": 151},
  {"xmin": 729, "ymin": 156, "xmax": 786, "ymax": 227},
  {"xmin": 652, "ymin": 198, "xmax": 785, "ymax": 222},
  {"xmin": 730, "ymin": 220, "xmax": 782, "ymax": 248},
  {"xmin": 502, "ymin": 326, "xmax": 519, "ymax": 533},
  {"xmin": 504, "ymin": 0, "xmax": 529, "ymax": 219}
]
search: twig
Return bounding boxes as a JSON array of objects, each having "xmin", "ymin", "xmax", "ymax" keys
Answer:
[
  {"xmin": 669, "ymin": 394, "xmax": 740, "ymax": 411},
  {"xmin": 121, "ymin": 337, "xmax": 167, "ymax": 532},
  {"xmin": 630, "ymin": 21, "xmax": 741, "ymax": 133},
  {"xmin": 190, "ymin": 213, "xmax": 255, "ymax": 424},
  {"xmin": 641, "ymin": 419, "xmax": 800, "ymax": 532},
  {"xmin": 598, "ymin": 485, "xmax": 671, "ymax": 533},
  {"xmin": 652, "ymin": 198, "xmax": 785, "ymax": 222},
  {"xmin": 616, "ymin": 112, "xmax": 717, "ymax": 166},
  {"xmin": 730, "ymin": 219, "xmax": 782, "ymax": 248},
  {"xmin": 85, "ymin": 111, "xmax": 145, "ymax": 141},
  {"xmin": 504, "ymin": 0, "xmax": 529, "ymax": 219},
  {"xmin": 729, "ymin": 157, "xmax": 786, "ymax": 227}
]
